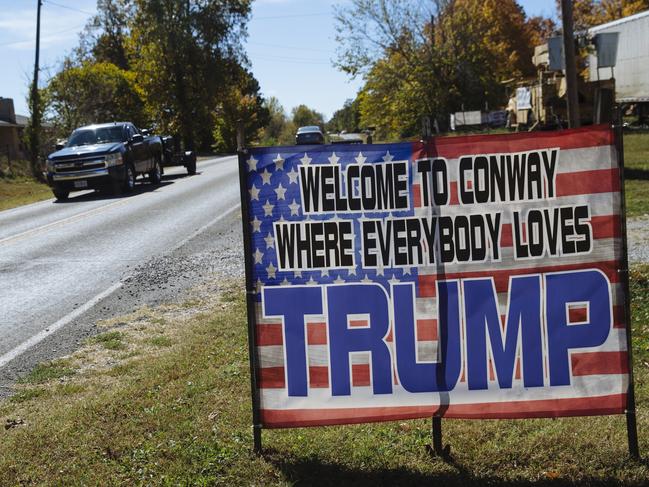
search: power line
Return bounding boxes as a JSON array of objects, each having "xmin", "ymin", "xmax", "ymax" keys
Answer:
[
  {"xmin": 253, "ymin": 12, "xmax": 330, "ymax": 20},
  {"xmin": 44, "ymin": 0, "xmax": 95, "ymax": 16},
  {"xmin": 247, "ymin": 51, "xmax": 331, "ymax": 63},
  {"xmin": 247, "ymin": 41, "xmax": 332, "ymax": 53},
  {"xmin": 0, "ymin": 23, "xmax": 86, "ymax": 48},
  {"xmin": 250, "ymin": 57, "xmax": 332, "ymax": 66}
]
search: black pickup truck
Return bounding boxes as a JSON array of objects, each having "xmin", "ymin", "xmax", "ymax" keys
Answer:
[{"xmin": 46, "ymin": 122, "xmax": 163, "ymax": 201}]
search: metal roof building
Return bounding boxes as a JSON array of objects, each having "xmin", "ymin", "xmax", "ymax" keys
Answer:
[{"xmin": 588, "ymin": 10, "xmax": 649, "ymax": 103}]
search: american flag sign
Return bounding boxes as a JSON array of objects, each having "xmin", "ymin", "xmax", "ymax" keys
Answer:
[{"xmin": 240, "ymin": 126, "xmax": 631, "ymax": 428}]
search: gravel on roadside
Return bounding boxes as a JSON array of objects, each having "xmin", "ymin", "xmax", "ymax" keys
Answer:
[{"xmin": 627, "ymin": 215, "xmax": 649, "ymax": 263}]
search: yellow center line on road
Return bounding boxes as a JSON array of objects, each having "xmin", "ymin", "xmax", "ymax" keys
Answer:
[{"xmin": 0, "ymin": 196, "xmax": 134, "ymax": 247}]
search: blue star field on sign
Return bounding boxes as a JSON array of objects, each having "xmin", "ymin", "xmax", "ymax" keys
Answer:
[{"xmin": 246, "ymin": 145, "xmax": 417, "ymax": 300}]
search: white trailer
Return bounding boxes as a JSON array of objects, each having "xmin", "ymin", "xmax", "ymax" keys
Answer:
[{"xmin": 588, "ymin": 10, "xmax": 649, "ymax": 103}]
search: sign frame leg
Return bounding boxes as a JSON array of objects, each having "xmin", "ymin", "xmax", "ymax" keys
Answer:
[
  {"xmin": 428, "ymin": 416, "xmax": 451, "ymax": 458},
  {"xmin": 237, "ymin": 122, "xmax": 264, "ymax": 455},
  {"xmin": 614, "ymin": 106, "xmax": 640, "ymax": 460}
]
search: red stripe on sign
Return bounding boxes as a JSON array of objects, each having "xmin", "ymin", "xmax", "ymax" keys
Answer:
[
  {"xmin": 417, "ymin": 319, "xmax": 438, "ymax": 340},
  {"xmin": 350, "ymin": 319, "xmax": 368, "ymax": 328},
  {"xmin": 413, "ymin": 184, "xmax": 421, "ymax": 208},
  {"xmin": 571, "ymin": 351, "xmax": 629, "ymax": 376},
  {"xmin": 418, "ymin": 260, "xmax": 619, "ymax": 297},
  {"xmin": 308, "ymin": 322, "xmax": 327, "ymax": 345},
  {"xmin": 352, "ymin": 364, "xmax": 370, "ymax": 386},
  {"xmin": 568, "ymin": 305, "xmax": 588, "ymax": 323},
  {"xmin": 450, "ymin": 181, "xmax": 459, "ymax": 205},
  {"xmin": 613, "ymin": 305, "xmax": 626, "ymax": 328},
  {"xmin": 419, "ymin": 125, "xmax": 613, "ymax": 160},
  {"xmin": 259, "ymin": 367, "xmax": 285, "ymax": 388},
  {"xmin": 556, "ymin": 169, "xmax": 619, "ymax": 196},
  {"xmin": 257, "ymin": 323, "xmax": 283, "ymax": 346},
  {"xmin": 260, "ymin": 393, "xmax": 626, "ymax": 427},
  {"xmin": 593, "ymin": 215, "xmax": 622, "ymax": 239},
  {"xmin": 256, "ymin": 322, "xmax": 329, "ymax": 346},
  {"xmin": 309, "ymin": 366, "xmax": 329, "ymax": 388}
]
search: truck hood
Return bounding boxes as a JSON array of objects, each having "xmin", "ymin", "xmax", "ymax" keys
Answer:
[{"xmin": 49, "ymin": 142, "xmax": 123, "ymax": 160}]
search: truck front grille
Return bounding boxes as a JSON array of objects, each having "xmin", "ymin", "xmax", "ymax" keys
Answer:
[{"xmin": 53, "ymin": 158, "xmax": 106, "ymax": 173}]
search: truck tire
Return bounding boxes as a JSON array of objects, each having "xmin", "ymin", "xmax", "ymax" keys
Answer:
[
  {"xmin": 122, "ymin": 163, "xmax": 136, "ymax": 193},
  {"xmin": 186, "ymin": 158, "xmax": 196, "ymax": 175},
  {"xmin": 53, "ymin": 189, "xmax": 69, "ymax": 201},
  {"xmin": 149, "ymin": 157, "xmax": 162, "ymax": 185}
]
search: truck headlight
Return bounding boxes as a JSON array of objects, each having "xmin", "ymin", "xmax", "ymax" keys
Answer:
[
  {"xmin": 46, "ymin": 159, "xmax": 56, "ymax": 172},
  {"xmin": 105, "ymin": 152, "xmax": 123, "ymax": 167}
]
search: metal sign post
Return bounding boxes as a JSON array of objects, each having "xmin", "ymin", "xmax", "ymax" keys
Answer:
[
  {"xmin": 614, "ymin": 107, "xmax": 640, "ymax": 459},
  {"xmin": 237, "ymin": 123, "xmax": 263, "ymax": 454}
]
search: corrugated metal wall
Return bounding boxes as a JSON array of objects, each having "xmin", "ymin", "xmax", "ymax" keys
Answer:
[{"xmin": 588, "ymin": 11, "xmax": 649, "ymax": 102}]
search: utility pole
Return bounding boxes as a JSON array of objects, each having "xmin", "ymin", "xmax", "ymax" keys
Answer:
[
  {"xmin": 29, "ymin": 0, "xmax": 43, "ymax": 179},
  {"xmin": 561, "ymin": 0, "xmax": 581, "ymax": 128}
]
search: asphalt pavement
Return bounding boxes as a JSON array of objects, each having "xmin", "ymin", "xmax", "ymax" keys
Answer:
[{"xmin": 0, "ymin": 156, "xmax": 243, "ymax": 388}]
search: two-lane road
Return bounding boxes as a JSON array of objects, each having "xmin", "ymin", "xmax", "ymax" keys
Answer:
[{"xmin": 0, "ymin": 156, "xmax": 240, "ymax": 368}]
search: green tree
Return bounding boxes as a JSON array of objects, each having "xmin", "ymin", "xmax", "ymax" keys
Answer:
[
  {"xmin": 44, "ymin": 61, "xmax": 146, "ymax": 138},
  {"xmin": 334, "ymin": 0, "xmax": 550, "ymax": 138},
  {"xmin": 326, "ymin": 98, "xmax": 361, "ymax": 133},
  {"xmin": 260, "ymin": 96, "xmax": 289, "ymax": 145},
  {"xmin": 76, "ymin": 0, "xmax": 133, "ymax": 69},
  {"xmin": 291, "ymin": 104, "xmax": 324, "ymax": 128},
  {"xmin": 128, "ymin": 0, "xmax": 252, "ymax": 150},
  {"xmin": 45, "ymin": 0, "xmax": 265, "ymax": 152},
  {"xmin": 559, "ymin": 0, "xmax": 649, "ymax": 30},
  {"xmin": 212, "ymin": 67, "xmax": 269, "ymax": 152}
]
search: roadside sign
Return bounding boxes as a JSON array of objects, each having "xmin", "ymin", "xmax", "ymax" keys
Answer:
[
  {"xmin": 238, "ymin": 125, "xmax": 636, "ymax": 453},
  {"xmin": 516, "ymin": 87, "xmax": 532, "ymax": 110}
]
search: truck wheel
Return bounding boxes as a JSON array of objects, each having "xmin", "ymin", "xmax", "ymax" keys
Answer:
[
  {"xmin": 186, "ymin": 159, "xmax": 196, "ymax": 175},
  {"xmin": 149, "ymin": 158, "xmax": 162, "ymax": 185},
  {"xmin": 53, "ymin": 189, "xmax": 69, "ymax": 201},
  {"xmin": 122, "ymin": 163, "xmax": 136, "ymax": 193}
]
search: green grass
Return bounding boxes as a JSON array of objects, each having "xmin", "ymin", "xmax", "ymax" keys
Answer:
[
  {"xmin": 625, "ymin": 179, "xmax": 649, "ymax": 218},
  {"xmin": 146, "ymin": 335, "xmax": 174, "ymax": 347},
  {"xmin": 90, "ymin": 331, "xmax": 127, "ymax": 351},
  {"xmin": 19, "ymin": 361, "xmax": 76, "ymax": 385},
  {"xmin": 9, "ymin": 388, "xmax": 47, "ymax": 404},
  {"xmin": 621, "ymin": 132, "xmax": 649, "ymax": 218},
  {"xmin": 624, "ymin": 132, "xmax": 649, "ymax": 172},
  {"xmin": 0, "ymin": 278, "xmax": 648, "ymax": 485},
  {"xmin": 630, "ymin": 265, "xmax": 649, "ymax": 365},
  {"xmin": 0, "ymin": 176, "xmax": 52, "ymax": 211}
]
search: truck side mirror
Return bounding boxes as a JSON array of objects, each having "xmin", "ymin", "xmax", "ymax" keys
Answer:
[
  {"xmin": 131, "ymin": 133, "xmax": 144, "ymax": 143},
  {"xmin": 55, "ymin": 143, "xmax": 65, "ymax": 151}
]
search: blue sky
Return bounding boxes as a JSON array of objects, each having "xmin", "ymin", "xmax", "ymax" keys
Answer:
[{"xmin": 0, "ymin": 0, "xmax": 556, "ymax": 119}]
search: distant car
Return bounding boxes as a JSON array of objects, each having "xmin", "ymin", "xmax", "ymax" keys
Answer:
[
  {"xmin": 330, "ymin": 133, "xmax": 364, "ymax": 145},
  {"xmin": 295, "ymin": 126, "xmax": 325, "ymax": 145}
]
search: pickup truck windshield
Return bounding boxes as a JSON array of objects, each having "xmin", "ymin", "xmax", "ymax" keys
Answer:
[{"xmin": 67, "ymin": 127, "xmax": 125, "ymax": 147}]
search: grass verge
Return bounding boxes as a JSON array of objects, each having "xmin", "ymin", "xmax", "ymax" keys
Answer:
[
  {"xmin": 625, "ymin": 179, "xmax": 649, "ymax": 218},
  {"xmin": 0, "ymin": 275, "xmax": 648, "ymax": 485},
  {"xmin": 623, "ymin": 132, "xmax": 649, "ymax": 218},
  {"xmin": 0, "ymin": 176, "xmax": 52, "ymax": 211}
]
